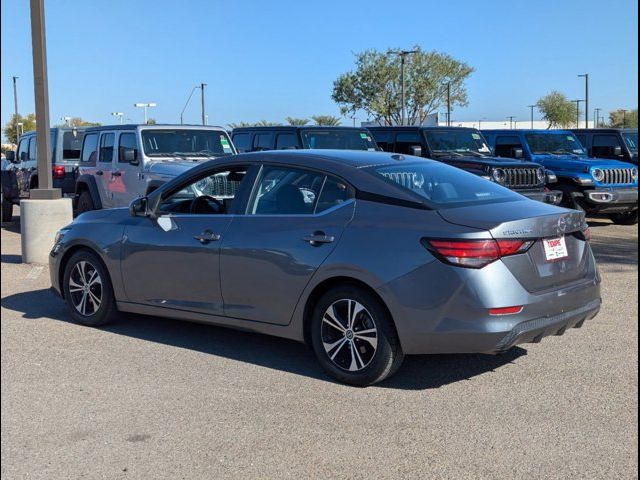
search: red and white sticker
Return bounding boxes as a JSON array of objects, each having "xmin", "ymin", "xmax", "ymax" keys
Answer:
[{"xmin": 543, "ymin": 236, "xmax": 569, "ymax": 261}]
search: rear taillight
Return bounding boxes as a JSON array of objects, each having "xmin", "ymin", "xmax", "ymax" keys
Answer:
[
  {"xmin": 489, "ymin": 306, "xmax": 524, "ymax": 316},
  {"xmin": 423, "ymin": 238, "xmax": 533, "ymax": 268},
  {"xmin": 53, "ymin": 165, "xmax": 65, "ymax": 179},
  {"xmin": 574, "ymin": 227, "xmax": 591, "ymax": 242}
]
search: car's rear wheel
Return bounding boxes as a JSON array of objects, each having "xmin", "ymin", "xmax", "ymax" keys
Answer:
[
  {"xmin": 609, "ymin": 211, "xmax": 638, "ymax": 225},
  {"xmin": 1, "ymin": 194, "xmax": 12, "ymax": 222},
  {"xmin": 62, "ymin": 250, "xmax": 117, "ymax": 326},
  {"xmin": 310, "ymin": 285, "xmax": 403, "ymax": 386},
  {"xmin": 76, "ymin": 190, "xmax": 95, "ymax": 215}
]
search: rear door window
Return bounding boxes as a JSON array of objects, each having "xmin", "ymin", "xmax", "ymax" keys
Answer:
[
  {"xmin": 99, "ymin": 133, "xmax": 115, "ymax": 163},
  {"xmin": 316, "ymin": 176, "xmax": 353, "ymax": 213},
  {"xmin": 275, "ymin": 133, "xmax": 299, "ymax": 149},
  {"xmin": 232, "ymin": 133, "xmax": 252, "ymax": 153},
  {"xmin": 81, "ymin": 133, "xmax": 99, "ymax": 165},
  {"xmin": 248, "ymin": 166, "xmax": 325, "ymax": 215},
  {"xmin": 62, "ymin": 131, "xmax": 85, "ymax": 160}
]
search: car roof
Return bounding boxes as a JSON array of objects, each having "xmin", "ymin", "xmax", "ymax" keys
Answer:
[
  {"xmin": 231, "ymin": 126, "xmax": 369, "ymax": 132},
  {"xmin": 571, "ymin": 128, "xmax": 638, "ymax": 133},
  {"xmin": 482, "ymin": 129, "xmax": 575, "ymax": 134},
  {"xmin": 83, "ymin": 124, "xmax": 228, "ymax": 133},
  {"xmin": 367, "ymin": 126, "xmax": 479, "ymax": 132},
  {"xmin": 19, "ymin": 126, "xmax": 88, "ymax": 137}
]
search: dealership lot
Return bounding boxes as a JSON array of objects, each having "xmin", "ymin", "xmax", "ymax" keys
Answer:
[{"xmin": 1, "ymin": 217, "xmax": 637, "ymax": 479}]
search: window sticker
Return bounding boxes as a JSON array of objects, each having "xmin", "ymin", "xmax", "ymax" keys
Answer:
[
  {"xmin": 220, "ymin": 136, "xmax": 233, "ymax": 153},
  {"xmin": 472, "ymin": 133, "xmax": 482, "ymax": 140}
]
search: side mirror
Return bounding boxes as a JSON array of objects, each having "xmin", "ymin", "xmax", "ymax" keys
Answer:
[
  {"xmin": 123, "ymin": 148, "xmax": 139, "ymax": 165},
  {"xmin": 409, "ymin": 145, "xmax": 423, "ymax": 157},
  {"xmin": 512, "ymin": 148, "xmax": 524, "ymax": 159},
  {"xmin": 5, "ymin": 151, "xmax": 16, "ymax": 163},
  {"xmin": 129, "ymin": 196, "xmax": 149, "ymax": 217},
  {"xmin": 612, "ymin": 146, "xmax": 623, "ymax": 157}
]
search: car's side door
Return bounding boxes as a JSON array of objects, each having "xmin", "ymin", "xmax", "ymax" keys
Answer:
[
  {"xmin": 112, "ymin": 131, "xmax": 143, "ymax": 206},
  {"xmin": 120, "ymin": 163, "xmax": 255, "ymax": 315},
  {"xmin": 220, "ymin": 165, "xmax": 355, "ymax": 325}
]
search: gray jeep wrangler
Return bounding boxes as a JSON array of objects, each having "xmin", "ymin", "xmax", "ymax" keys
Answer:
[{"xmin": 75, "ymin": 124, "xmax": 236, "ymax": 213}]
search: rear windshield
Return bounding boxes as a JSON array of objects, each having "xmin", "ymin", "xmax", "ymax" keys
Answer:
[
  {"xmin": 300, "ymin": 129, "xmax": 377, "ymax": 151},
  {"xmin": 141, "ymin": 129, "xmax": 235, "ymax": 157},
  {"xmin": 62, "ymin": 130, "xmax": 85, "ymax": 160},
  {"xmin": 366, "ymin": 162, "xmax": 522, "ymax": 209}
]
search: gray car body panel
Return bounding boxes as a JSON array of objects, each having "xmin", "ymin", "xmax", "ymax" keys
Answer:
[{"xmin": 51, "ymin": 150, "xmax": 601, "ymax": 355}]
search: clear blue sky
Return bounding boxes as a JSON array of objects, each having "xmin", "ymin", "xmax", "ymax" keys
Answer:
[{"xmin": 1, "ymin": 0, "xmax": 638, "ymax": 135}]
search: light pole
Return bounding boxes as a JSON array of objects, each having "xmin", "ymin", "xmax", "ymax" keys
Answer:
[
  {"xmin": 134, "ymin": 102, "xmax": 156, "ymax": 124},
  {"xmin": 200, "ymin": 83, "xmax": 207, "ymax": 126},
  {"xmin": 111, "ymin": 112, "xmax": 124, "ymax": 124},
  {"xmin": 12, "ymin": 76, "xmax": 19, "ymax": 142},
  {"xmin": 594, "ymin": 108, "xmax": 601, "ymax": 128},
  {"xmin": 60, "ymin": 116, "xmax": 71, "ymax": 126},
  {"xmin": 571, "ymin": 100, "xmax": 583, "ymax": 128},
  {"xmin": 391, "ymin": 50, "xmax": 418, "ymax": 125},
  {"xmin": 528, "ymin": 105, "xmax": 536, "ymax": 128},
  {"xmin": 507, "ymin": 116, "xmax": 515, "ymax": 129},
  {"xmin": 578, "ymin": 74, "xmax": 589, "ymax": 128},
  {"xmin": 445, "ymin": 82, "xmax": 452, "ymax": 126}
]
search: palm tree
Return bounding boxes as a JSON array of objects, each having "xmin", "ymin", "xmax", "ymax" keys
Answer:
[
  {"xmin": 285, "ymin": 117, "xmax": 309, "ymax": 126},
  {"xmin": 311, "ymin": 115, "xmax": 342, "ymax": 126}
]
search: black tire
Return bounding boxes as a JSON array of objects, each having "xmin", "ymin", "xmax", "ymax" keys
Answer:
[
  {"xmin": 1, "ymin": 196, "xmax": 13, "ymax": 222},
  {"xmin": 558, "ymin": 185, "xmax": 586, "ymax": 212},
  {"xmin": 76, "ymin": 190, "xmax": 95, "ymax": 215},
  {"xmin": 310, "ymin": 285, "xmax": 404, "ymax": 386},
  {"xmin": 62, "ymin": 250, "xmax": 117, "ymax": 327},
  {"xmin": 608, "ymin": 211, "xmax": 638, "ymax": 225}
]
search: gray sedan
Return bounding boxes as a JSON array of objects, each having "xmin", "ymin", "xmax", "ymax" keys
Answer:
[{"xmin": 50, "ymin": 150, "xmax": 601, "ymax": 385}]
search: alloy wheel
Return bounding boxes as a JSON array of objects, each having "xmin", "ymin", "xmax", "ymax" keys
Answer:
[
  {"xmin": 68, "ymin": 260, "xmax": 102, "ymax": 316},
  {"xmin": 321, "ymin": 299, "xmax": 378, "ymax": 372}
]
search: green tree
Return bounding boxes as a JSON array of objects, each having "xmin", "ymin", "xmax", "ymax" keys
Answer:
[
  {"xmin": 146, "ymin": 118, "xmax": 157, "ymax": 125},
  {"xmin": 311, "ymin": 115, "xmax": 342, "ymax": 126},
  {"xmin": 285, "ymin": 117, "xmax": 309, "ymax": 126},
  {"xmin": 3, "ymin": 113, "xmax": 37, "ymax": 144},
  {"xmin": 608, "ymin": 109, "xmax": 638, "ymax": 128},
  {"xmin": 227, "ymin": 121, "xmax": 254, "ymax": 129},
  {"xmin": 536, "ymin": 91, "xmax": 578, "ymax": 129},
  {"xmin": 55, "ymin": 117, "xmax": 102, "ymax": 128},
  {"xmin": 332, "ymin": 46, "xmax": 474, "ymax": 125}
]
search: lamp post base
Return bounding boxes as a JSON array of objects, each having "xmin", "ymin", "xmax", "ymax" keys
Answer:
[
  {"xmin": 20, "ymin": 197, "xmax": 72, "ymax": 264},
  {"xmin": 29, "ymin": 188, "xmax": 62, "ymax": 200}
]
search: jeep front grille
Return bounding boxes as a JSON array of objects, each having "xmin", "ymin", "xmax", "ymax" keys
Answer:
[
  {"xmin": 601, "ymin": 168, "xmax": 636, "ymax": 185},
  {"xmin": 503, "ymin": 168, "xmax": 543, "ymax": 189}
]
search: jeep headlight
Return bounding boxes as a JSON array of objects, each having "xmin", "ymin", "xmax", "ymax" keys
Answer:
[
  {"xmin": 592, "ymin": 168, "xmax": 605, "ymax": 182},
  {"xmin": 632, "ymin": 168, "xmax": 638, "ymax": 181},
  {"xmin": 537, "ymin": 168, "xmax": 546, "ymax": 183},
  {"xmin": 492, "ymin": 168, "xmax": 506, "ymax": 184}
]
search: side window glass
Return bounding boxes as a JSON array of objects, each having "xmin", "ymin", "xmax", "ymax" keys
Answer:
[
  {"xmin": 592, "ymin": 135, "xmax": 621, "ymax": 147},
  {"xmin": 18, "ymin": 139, "xmax": 29, "ymax": 162},
  {"xmin": 99, "ymin": 133, "xmax": 115, "ymax": 163},
  {"xmin": 394, "ymin": 132, "xmax": 422, "ymax": 154},
  {"xmin": 118, "ymin": 133, "xmax": 139, "ymax": 163},
  {"xmin": 249, "ymin": 166, "xmax": 325, "ymax": 215},
  {"xmin": 81, "ymin": 133, "xmax": 99, "ymax": 164},
  {"xmin": 158, "ymin": 167, "xmax": 248, "ymax": 215},
  {"xmin": 28, "ymin": 137, "xmax": 37, "ymax": 161},
  {"xmin": 253, "ymin": 133, "xmax": 274, "ymax": 151},
  {"xmin": 494, "ymin": 135, "xmax": 523, "ymax": 157},
  {"xmin": 316, "ymin": 176, "xmax": 353, "ymax": 213},
  {"xmin": 232, "ymin": 133, "xmax": 251, "ymax": 153},
  {"xmin": 275, "ymin": 133, "xmax": 298, "ymax": 149},
  {"xmin": 371, "ymin": 131, "xmax": 392, "ymax": 151},
  {"xmin": 575, "ymin": 134, "xmax": 587, "ymax": 147}
]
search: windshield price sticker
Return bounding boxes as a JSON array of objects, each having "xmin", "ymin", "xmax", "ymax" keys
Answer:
[
  {"xmin": 472, "ymin": 133, "xmax": 482, "ymax": 140},
  {"xmin": 543, "ymin": 236, "xmax": 569, "ymax": 261},
  {"xmin": 360, "ymin": 133, "xmax": 371, "ymax": 140},
  {"xmin": 220, "ymin": 136, "xmax": 233, "ymax": 152}
]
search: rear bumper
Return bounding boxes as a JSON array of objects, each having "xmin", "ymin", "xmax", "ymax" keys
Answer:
[{"xmin": 520, "ymin": 189, "xmax": 563, "ymax": 205}]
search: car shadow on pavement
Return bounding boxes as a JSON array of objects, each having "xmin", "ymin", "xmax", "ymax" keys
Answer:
[
  {"xmin": 2, "ymin": 287, "xmax": 527, "ymax": 390},
  {"xmin": 1, "ymin": 254, "xmax": 21, "ymax": 264}
]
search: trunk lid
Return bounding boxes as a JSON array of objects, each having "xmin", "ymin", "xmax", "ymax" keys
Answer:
[{"xmin": 438, "ymin": 200, "xmax": 591, "ymax": 293}]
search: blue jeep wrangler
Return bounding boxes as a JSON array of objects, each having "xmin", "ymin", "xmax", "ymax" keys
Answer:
[{"xmin": 483, "ymin": 129, "xmax": 639, "ymax": 225}]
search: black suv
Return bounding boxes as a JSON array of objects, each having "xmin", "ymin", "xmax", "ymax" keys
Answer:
[
  {"xmin": 1, "ymin": 127, "xmax": 86, "ymax": 222},
  {"xmin": 231, "ymin": 126, "xmax": 378, "ymax": 152},
  {"xmin": 571, "ymin": 128, "xmax": 638, "ymax": 165},
  {"xmin": 368, "ymin": 126, "xmax": 562, "ymax": 205}
]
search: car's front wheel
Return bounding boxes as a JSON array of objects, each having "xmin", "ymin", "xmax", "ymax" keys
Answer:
[
  {"xmin": 609, "ymin": 211, "xmax": 638, "ymax": 225},
  {"xmin": 62, "ymin": 250, "xmax": 117, "ymax": 326},
  {"xmin": 310, "ymin": 285, "xmax": 404, "ymax": 386}
]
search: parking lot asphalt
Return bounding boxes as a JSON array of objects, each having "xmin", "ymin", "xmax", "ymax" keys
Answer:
[{"xmin": 1, "ymin": 215, "xmax": 637, "ymax": 480}]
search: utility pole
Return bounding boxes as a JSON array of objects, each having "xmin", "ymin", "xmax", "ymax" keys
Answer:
[
  {"xmin": 446, "ymin": 82, "xmax": 452, "ymax": 126},
  {"xmin": 622, "ymin": 109, "xmax": 628, "ymax": 128},
  {"xmin": 12, "ymin": 76, "xmax": 19, "ymax": 142},
  {"xmin": 578, "ymin": 74, "xmax": 589, "ymax": 128},
  {"xmin": 391, "ymin": 50, "xmax": 418, "ymax": 125},
  {"xmin": 507, "ymin": 116, "xmax": 515, "ymax": 129},
  {"xmin": 200, "ymin": 83, "xmax": 207, "ymax": 125},
  {"xmin": 29, "ymin": 0, "xmax": 55, "ymax": 198},
  {"xmin": 528, "ymin": 105, "xmax": 536, "ymax": 128},
  {"xmin": 594, "ymin": 108, "xmax": 601, "ymax": 128},
  {"xmin": 571, "ymin": 100, "xmax": 583, "ymax": 128}
]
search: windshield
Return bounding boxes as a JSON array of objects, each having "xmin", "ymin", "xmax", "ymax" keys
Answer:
[
  {"xmin": 623, "ymin": 132, "xmax": 638, "ymax": 154},
  {"xmin": 424, "ymin": 130, "xmax": 491, "ymax": 156},
  {"xmin": 366, "ymin": 162, "xmax": 522, "ymax": 209},
  {"xmin": 300, "ymin": 129, "xmax": 377, "ymax": 151},
  {"xmin": 141, "ymin": 129, "xmax": 235, "ymax": 157},
  {"xmin": 525, "ymin": 133, "xmax": 586, "ymax": 156}
]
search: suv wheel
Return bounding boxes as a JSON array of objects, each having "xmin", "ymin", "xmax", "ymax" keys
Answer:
[
  {"xmin": 76, "ymin": 190, "xmax": 95, "ymax": 215},
  {"xmin": 1, "ymin": 193, "xmax": 12, "ymax": 222},
  {"xmin": 609, "ymin": 211, "xmax": 638, "ymax": 225},
  {"xmin": 310, "ymin": 285, "xmax": 404, "ymax": 386},
  {"xmin": 62, "ymin": 250, "xmax": 117, "ymax": 326}
]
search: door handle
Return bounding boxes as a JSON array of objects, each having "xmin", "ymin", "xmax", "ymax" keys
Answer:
[
  {"xmin": 303, "ymin": 232, "xmax": 335, "ymax": 246},
  {"xmin": 112, "ymin": 171, "xmax": 122, "ymax": 177},
  {"xmin": 194, "ymin": 230, "xmax": 221, "ymax": 244},
  {"xmin": 95, "ymin": 170, "xmax": 103, "ymax": 176}
]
